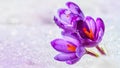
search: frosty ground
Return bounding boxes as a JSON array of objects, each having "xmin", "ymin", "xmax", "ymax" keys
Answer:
[{"xmin": 0, "ymin": 0, "xmax": 120, "ymax": 68}]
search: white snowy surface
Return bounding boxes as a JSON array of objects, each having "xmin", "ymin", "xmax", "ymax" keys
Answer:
[{"xmin": 0, "ymin": 0, "xmax": 120, "ymax": 68}]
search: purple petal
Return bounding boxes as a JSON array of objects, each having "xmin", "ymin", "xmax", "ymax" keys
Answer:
[
  {"xmin": 96, "ymin": 28, "xmax": 104, "ymax": 42},
  {"xmin": 71, "ymin": 15, "xmax": 84, "ymax": 30},
  {"xmin": 66, "ymin": 2, "xmax": 84, "ymax": 18},
  {"xmin": 51, "ymin": 39, "xmax": 76, "ymax": 53},
  {"xmin": 54, "ymin": 16, "xmax": 65, "ymax": 29},
  {"xmin": 57, "ymin": 8, "xmax": 73, "ymax": 23},
  {"xmin": 61, "ymin": 31, "xmax": 80, "ymax": 47},
  {"xmin": 77, "ymin": 20, "xmax": 89, "ymax": 39},
  {"xmin": 58, "ymin": 8, "xmax": 68, "ymax": 17},
  {"xmin": 63, "ymin": 15, "xmax": 83, "ymax": 31},
  {"xmin": 54, "ymin": 53, "xmax": 77, "ymax": 61},
  {"xmin": 66, "ymin": 57, "xmax": 80, "ymax": 64},
  {"xmin": 96, "ymin": 18, "xmax": 105, "ymax": 32},
  {"xmin": 57, "ymin": 9, "xmax": 83, "ymax": 31},
  {"xmin": 54, "ymin": 16, "xmax": 75, "ymax": 31},
  {"xmin": 95, "ymin": 18, "xmax": 105, "ymax": 38},
  {"xmin": 76, "ymin": 46, "xmax": 86, "ymax": 57},
  {"xmin": 61, "ymin": 31, "xmax": 81, "ymax": 41},
  {"xmin": 85, "ymin": 16, "xmax": 96, "ymax": 34}
]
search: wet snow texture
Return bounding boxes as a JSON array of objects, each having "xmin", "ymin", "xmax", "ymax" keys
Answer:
[{"xmin": 0, "ymin": 0, "xmax": 120, "ymax": 68}]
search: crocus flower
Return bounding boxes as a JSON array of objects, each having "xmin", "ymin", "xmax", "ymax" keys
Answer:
[
  {"xmin": 51, "ymin": 36, "xmax": 86, "ymax": 64},
  {"xmin": 77, "ymin": 16, "xmax": 105, "ymax": 47},
  {"xmin": 51, "ymin": 1, "xmax": 106, "ymax": 65},
  {"xmin": 54, "ymin": 2, "xmax": 84, "ymax": 32}
]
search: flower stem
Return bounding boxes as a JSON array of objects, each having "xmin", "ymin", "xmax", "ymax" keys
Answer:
[
  {"xmin": 86, "ymin": 50, "xmax": 99, "ymax": 57},
  {"xmin": 96, "ymin": 46, "xmax": 106, "ymax": 55}
]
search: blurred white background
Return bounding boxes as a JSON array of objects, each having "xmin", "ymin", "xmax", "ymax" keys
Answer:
[{"xmin": 0, "ymin": 0, "xmax": 120, "ymax": 68}]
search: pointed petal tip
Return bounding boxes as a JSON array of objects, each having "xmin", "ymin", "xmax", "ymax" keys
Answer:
[
  {"xmin": 66, "ymin": 1, "xmax": 84, "ymax": 18},
  {"xmin": 50, "ymin": 39, "xmax": 60, "ymax": 48},
  {"xmin": 85, "ymin": 16, "xmax": 93, "ymax": 20},
  {"xmin": 51, "ymin": 40, "xmax": 54, "ymax": 46},
  {"xmin": 54, "ymin": 55, "xmax": 65, "ymax": 61},
  {"xmin": 54, "ymin": 56, "xmax": 59, "ymax": 61},
  {"xmin": 66, "ymin": 1, "xmax": 73, "ymax": 5},
  {"xmin": 96, "ymin": 17, "xmax": 104, "ymax": 23},
  {"xmin": 96, "ymin": 17, "xmax": 102, "ymax": 20},
  {"xmin": 53, "ymin": 16, "xmax": 57, "ymax": 21},
  {"xmin": 66, "ymin": 1, "xmax": 78, "ymax": 7},
  {"xmin": 51, "ymin": 40, "xmax": 56, "ymax": 49},
  {"xmin": 53, "ymin": 16, "xmax": 58, "ymax": 24},
  {"xmin": 85, "ymin": 16, "xmax": 95, "ymax": 23},
  {"xmin": 50, "ymin": 39, "xmax": 61, "ymax": 46},
  {"xmin": 96, "ymin": 17, "xmax": 104, "ymax": 24}
]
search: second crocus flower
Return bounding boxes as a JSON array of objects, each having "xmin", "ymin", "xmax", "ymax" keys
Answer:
[{"xmin": 77, "ymin": 16, "xmax": 105, "ymax": 47}]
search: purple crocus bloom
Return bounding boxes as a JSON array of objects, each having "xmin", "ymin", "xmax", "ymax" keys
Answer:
[
  {"xmin": 51, "ymin": 36, "xmax": 86, "ymax": 64},
  {"xmin": 51, "ymin": 1, "xmax": 106, "ymax": 65},
  {"xmin": 54, "ymin": 2, "xmax": 84, "ymax": 32},
  {"xmin": 77, "ymin": 16, "xmax": 105, "ymax": 47}
]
